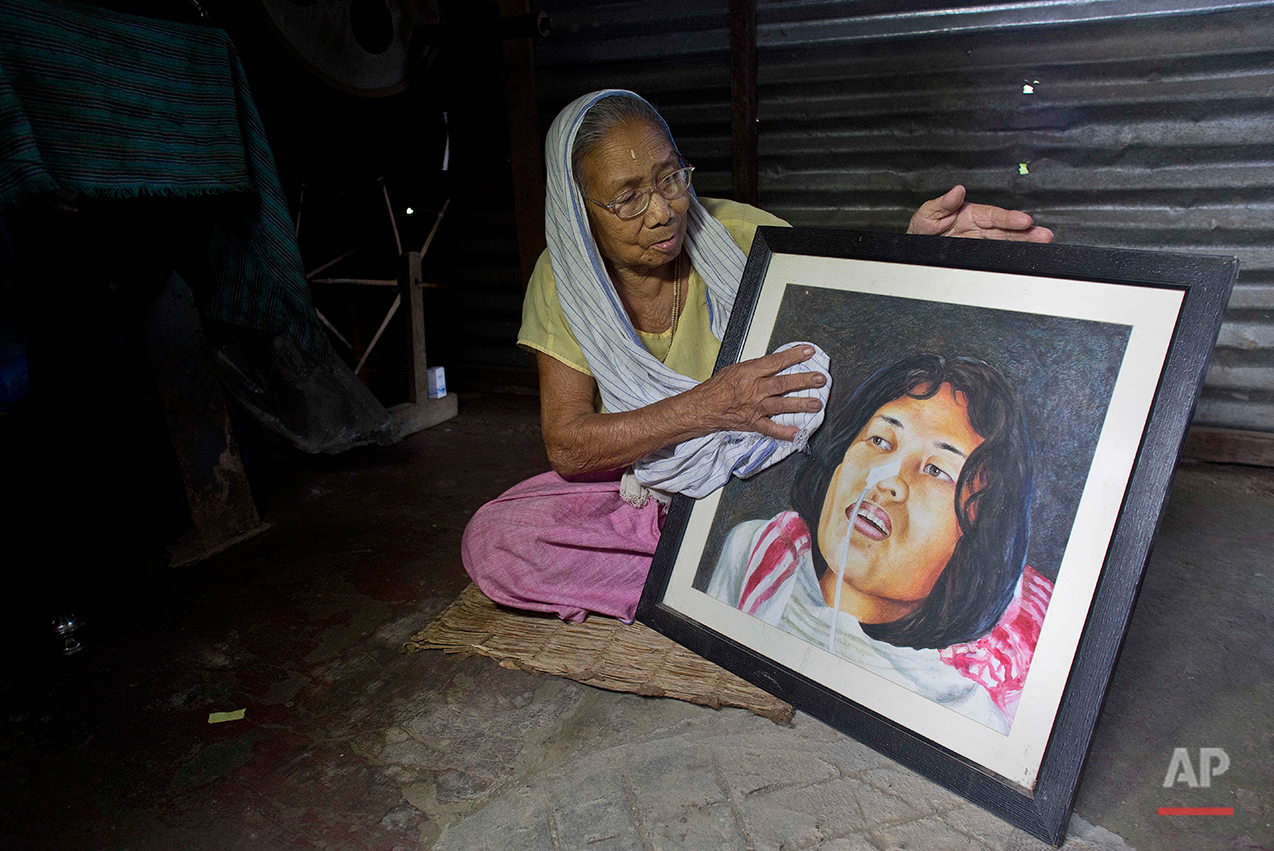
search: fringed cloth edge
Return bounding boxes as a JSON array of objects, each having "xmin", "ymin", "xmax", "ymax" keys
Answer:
[{"xmin": 405, "ymin": 583, "xmax": 793, "ymax": 724}]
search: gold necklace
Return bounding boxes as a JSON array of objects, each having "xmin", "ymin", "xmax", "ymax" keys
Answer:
[{"xmin": 661, "ymin": 254, "xmax": 682, "ymax": 362}]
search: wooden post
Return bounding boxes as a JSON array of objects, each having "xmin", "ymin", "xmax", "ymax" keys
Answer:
[
  {"xmin": 500, "ymin": 0, "xmax": 547, "ymax": 288},
  {"xmin": 729, "ymin": 0, "xmax": 759, "ymax": 207},
  {"xmin": 388, "ymin": 247, "xmax": 457, "ymax": 437},
  {"xmin": 387, "ymin": 249, "xmax": 458, "ymax": 435},
  {"xmin": 400, "ymin": 250, "xmax": 427, "ymax": 403}
]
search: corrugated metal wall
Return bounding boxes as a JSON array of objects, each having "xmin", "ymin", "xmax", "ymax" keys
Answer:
[
  {"xmin": 528, "ymin": 0, "xmax": 1274, "ymax": 432},
  {"xmin": 428, "ymin": 9, "xmax": 528, "ymax": 392}
]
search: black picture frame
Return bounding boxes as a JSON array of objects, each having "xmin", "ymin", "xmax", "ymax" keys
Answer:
[{"xmin": 636, "ymin": 228, "xmax": 1236, "ymax": 845}]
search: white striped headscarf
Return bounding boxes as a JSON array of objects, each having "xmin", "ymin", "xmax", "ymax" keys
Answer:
[{"xmin": 545, "ymin": 89, "xmax": 829, "ymax": 498}]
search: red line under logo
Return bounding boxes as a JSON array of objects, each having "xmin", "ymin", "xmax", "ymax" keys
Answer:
[{"xmin": 1158, "ymin": 807, "xmax": 1234, "ymax": 816}]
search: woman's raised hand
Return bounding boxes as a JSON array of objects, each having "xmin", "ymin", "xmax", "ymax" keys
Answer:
[
  {"xmin": 907, "ymin": 185, "xmax": 1053, "ymax": 243},
  {"xmin": 694, "ymin": 345, "xmax": 825, "ymax": 441}
]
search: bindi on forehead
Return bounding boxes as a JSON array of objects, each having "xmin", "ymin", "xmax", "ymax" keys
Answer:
[{"xmin": 580, "ymin": 120, "xmax": 679, "ymax": 198}]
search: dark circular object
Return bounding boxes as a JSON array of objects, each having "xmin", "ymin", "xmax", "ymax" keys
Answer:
[
  {"xmin": 250, "ymin": 0, "xmax": 440, "ymax": 97},
  {"xmin": 349, "ymin": 0, "xmax": 394, "ymax": 55}
]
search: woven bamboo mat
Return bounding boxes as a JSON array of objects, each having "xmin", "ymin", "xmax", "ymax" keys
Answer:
[{"xmin": 404, "ymin": 584, "xmax": 793, "ymax": 723}]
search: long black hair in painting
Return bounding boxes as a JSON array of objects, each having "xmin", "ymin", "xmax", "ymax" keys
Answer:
[{"xmin": 790, "ymin": 354, "xmax": 1034, "ymax": 650}]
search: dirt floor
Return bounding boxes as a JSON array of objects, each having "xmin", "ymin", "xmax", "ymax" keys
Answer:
[{"xmin": 0, "ymin": 392, "xmax": 1270, "ymax": 850}]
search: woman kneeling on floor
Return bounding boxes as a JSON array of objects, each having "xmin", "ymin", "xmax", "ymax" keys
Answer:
[{"xmin": 461, "ymin": 89, "xmax": 1052, "ymax": 625}]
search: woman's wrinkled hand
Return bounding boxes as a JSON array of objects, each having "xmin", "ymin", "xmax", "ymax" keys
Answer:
[
  {"xmin": 694, "ymin": 345, "xmax": 825, "ymax": 441},
  {"xmin": 907, "ymin": 185, "xmax": 1053, "ymax": 243}
]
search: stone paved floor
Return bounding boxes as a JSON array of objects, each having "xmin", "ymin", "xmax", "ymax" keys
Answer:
[
  {"xmin": 0, "ymin": 393, "xmax": 1270, "ymax": 850},
  {"xmin": 428, "ymin": 706, "xmax": 1134, "ymax": 851}
]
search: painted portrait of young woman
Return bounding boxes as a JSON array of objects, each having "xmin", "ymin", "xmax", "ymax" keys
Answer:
[{"xmin": 690, "ymin": 286, "xmax": 1133, "ymax": 733}]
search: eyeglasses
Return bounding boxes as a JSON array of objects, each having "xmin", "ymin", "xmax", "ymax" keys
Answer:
[{"xmin": 587, "ymin": 166, "xmax": 695, "ymax": 221}]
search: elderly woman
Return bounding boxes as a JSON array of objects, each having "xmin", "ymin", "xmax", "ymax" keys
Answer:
[
  {"xmin": 707, "ymin": 354, "xmax": 1053, "ymax": 730},
  {"xmin": 461, "ymin": 89, "xmax": 1052, "ymax": 626}
]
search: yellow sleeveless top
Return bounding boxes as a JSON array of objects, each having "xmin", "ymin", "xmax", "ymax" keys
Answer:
[{"xmin": 518, "ymin": 197, "xmax": 789, "ymax": 401}]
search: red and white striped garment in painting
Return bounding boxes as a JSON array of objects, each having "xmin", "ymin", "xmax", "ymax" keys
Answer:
[
  {"xmin": 731, "ymin": 511, "xmax": 1054, "ymax": 725},
  {"xmin": 939, "ymin": 565, "xmax": 1053, "ymax": 722},
  {"xmin": 738, "ymin": 511, "xmax": 810, "ymax": 619}
]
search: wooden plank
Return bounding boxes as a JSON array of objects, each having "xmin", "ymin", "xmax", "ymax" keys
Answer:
[
  {"xmin": 729, "ymin": 0, "xmax": 759, "ymax": 206},
  {"xmin": 500, "ymin": 0, "xmax": 547, "ymax": 288},
  {"xmin": 390, "ymin": 395, "xmax": 458, "ymax": 439},
  {"xmin": 1183, "ymin": 426, "xmax": 1274, "ymax": 467},
  {"xmin": 144, "ymin": 272, "xmax": 266, "ymax": 566},
  {"xmin": 401, "ymin": 250, "xmax": 428, "ymax": 402}
]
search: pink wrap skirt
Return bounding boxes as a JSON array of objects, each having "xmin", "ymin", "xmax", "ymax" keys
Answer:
[{"xmin": 460, "ymin": 471, "xmax": 664, "ymax": 623}]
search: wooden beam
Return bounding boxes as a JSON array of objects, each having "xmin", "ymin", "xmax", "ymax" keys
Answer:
[
  {"xmin": 310, "ymin": 277, "xmax": 398, "ymax": 286},
  {"xmin": 729, "ymin": 0, "xmax": 759, "ymax": 207},
  {"xmin": 354, "ymin": 294, "xmax": 400, "ymax": 376},
  {"xmin": 305, "ymin": 242, "xmax": 366, "ymax": 279},
  {"xmin": 1183, "ymin": 426, "xmax": 1274, "ymax": 467},
  {"xmin": 381, "ymin": 179, "xmax": 402, "ymax": 255},
  {"xmin": 500, "ymin": 0, "xmax": 547, "ymax": 288},
  {"xmin": 314, "ymin": 307, "xmax": 354, "ymax": 351}
]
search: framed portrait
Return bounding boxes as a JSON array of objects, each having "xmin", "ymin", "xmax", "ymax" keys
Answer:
[{"xmin": 637, "ymin": 228, "xmax": 1236, "ymax": 845}]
